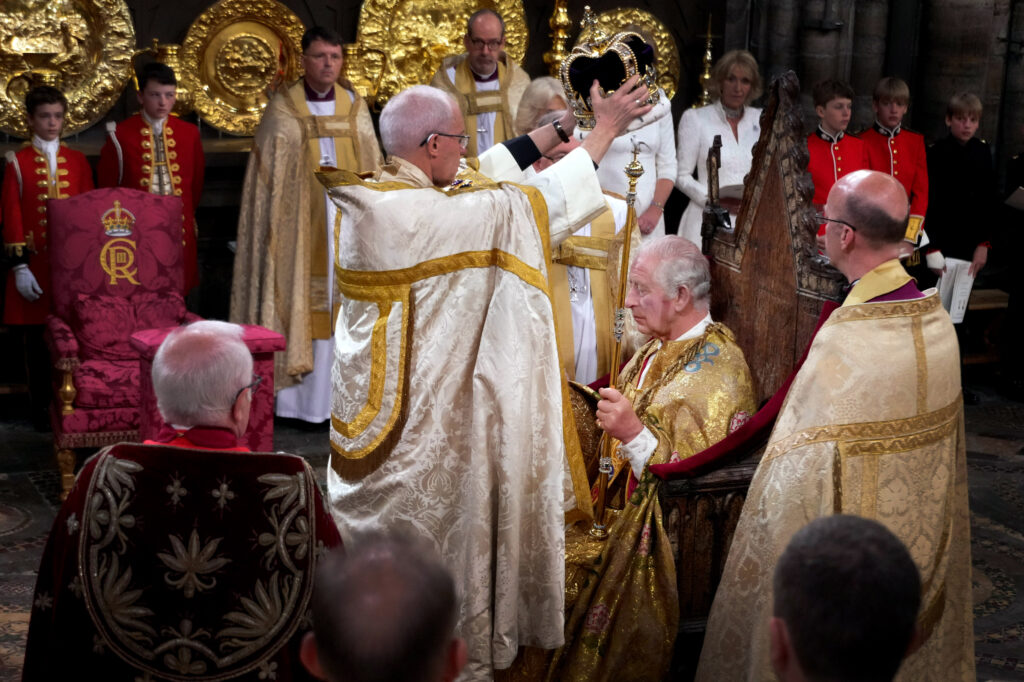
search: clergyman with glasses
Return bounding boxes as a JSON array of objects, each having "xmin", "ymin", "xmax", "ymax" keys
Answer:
[
  {"xmin": 430, "ymin": 9, "xmax": 531, "ymax": 157},
  {"xmin": 321, "ymin": 78, "xmax": 652, "ymax": 679},
  {"xmin": 699, "ymin": 170, "xmax": 974, "ymax": 680},
  {"xmin": 232, "ymin": 25, "xmax": 382, "ymax": 426}
]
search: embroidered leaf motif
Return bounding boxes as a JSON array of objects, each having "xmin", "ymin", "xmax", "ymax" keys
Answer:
[
  {"xmin": 163, "ymin": 646, "xmax": 207, "ymax": 675},
  {"xmin": 158, "ymin": 530, "xmax": 231, "ymax": 598},
  {"xmin": 258, "ymin": 473, "xmax": 304, "ymax": 512},
  {"xmin": 100, "ymin": 458, "xmax": 143, "ymax": 498},
  {"xmin": 99, "ymin": 554, "xmax": 156, "ymax": 637},
  {"xmin": 219, "ymin": 572, "xmax": 286, "ymax": 646}
]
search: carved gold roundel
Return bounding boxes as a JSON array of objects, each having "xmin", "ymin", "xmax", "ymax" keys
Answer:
[
  {"xmin": 180, "ymin": 0, "xmax": 305, "ymax": 136},
  {"xmin": 0, "ymin": 0, "xmax": 135, "ymax": 138}
]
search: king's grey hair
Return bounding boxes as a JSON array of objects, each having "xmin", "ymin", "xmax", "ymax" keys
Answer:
[{"xmin": 635, "ymin": 235, "xmax": 711, "ymax": 307}]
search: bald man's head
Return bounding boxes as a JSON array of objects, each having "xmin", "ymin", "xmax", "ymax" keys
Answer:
[{"xmin": 825, "ymin": 170, "xmax": 910, "ymax": 247}]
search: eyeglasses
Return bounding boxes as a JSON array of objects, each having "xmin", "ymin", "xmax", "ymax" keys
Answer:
[
  {"xmin": 468, "ymin": 37, "xmax": 503, "ymax": 50},
  {"xmin": 233, "ymin": 374, "xmax": 263, "ymax": 403},
  {"xmin": 419, "ymin": 132, "xmax": 470, "ymax": 150},
  {"xmin": 815, "ymin": 215, "xmax": 858, "ymax": 232}
]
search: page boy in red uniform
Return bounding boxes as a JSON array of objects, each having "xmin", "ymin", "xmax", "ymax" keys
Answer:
[
  {"xmin": 807, "ymin": 79, "xmax": 869, "ymax": 243},
  {"xmin": 861, "ymin": 76, "xmax": 943, "ymax": 274},
  {"xmin": 98, "ymin": 62, "xmax": 204, "ymax": 293},
  {"xmin": 2, "ymin": 85, "xmax": 94, "ymax": 426}
]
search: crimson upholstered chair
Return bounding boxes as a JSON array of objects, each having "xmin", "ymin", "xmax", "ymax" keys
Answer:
[
  {"xmin": 130, "ymin": 324, "xmax": 287, "ymax": 452},
  {"xmin": 44, "ymin": 187, "xmax": 197, "ymax": 498}
]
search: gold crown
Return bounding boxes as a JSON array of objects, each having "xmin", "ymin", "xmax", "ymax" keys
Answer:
[
  {"xmin": 101, "ymin": 200, "xmax": 136, "ymax": 237},
  {"xmin": 559, "ymin": 7, "xmax": 659, "ymax": 130}
]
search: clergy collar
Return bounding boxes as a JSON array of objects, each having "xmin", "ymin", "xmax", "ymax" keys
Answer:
[
  {"xmin": 873, "ymin": 120, "xmax": 902, "ymax": 137},
  {"xmin": 470, "ymin": 64, "xmax": 499, "ymax": 82},
  {"xmin": 32, "ymin": 135, "xmax": 59, "ymax": 155},
  {"xmin": 304, "ymin": 80, "xmax": 335, "ymax": 102},
  {"xmin": 815, "ymin": 125, "xmax": 845, "ymax": 143},
  {"xmin": 377, "ymin": 155, "xmax": 435, "ymax": 189}
]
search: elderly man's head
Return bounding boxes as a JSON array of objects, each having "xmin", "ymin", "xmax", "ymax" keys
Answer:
[
  {"xmin": 301, "ymin": 533, "xmax": 466, "ymax": 682},
  {"xmin": 152, "ymin": 321, "xmax": 254, "ymax": 437},
  {"xmin": 823, "ymin": 170, "xmax": 910, "ymax": 279},
  {"xmin": 626, "ymin": 236, "xmax": 710, "ymax": 341},
  {"xmin": 770, "ymin": 515, "xmax": 922, "ymax": 682},
  {"xmin": 379, "ymin": 85, "xmax": 466, "ymax": 187}
]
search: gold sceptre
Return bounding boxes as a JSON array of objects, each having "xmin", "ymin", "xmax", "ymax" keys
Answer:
[{"xmin": 591, "ymin": 143, "xmax": 644, "ymax": 539}]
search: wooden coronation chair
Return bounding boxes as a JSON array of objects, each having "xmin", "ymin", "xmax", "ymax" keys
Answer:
[
  {"xmin": 655, "ymin": 71, "xmax": 844, "ymax": 677},
  {"xmin": 43, "ymin": 187, "xmax": 196, "ymax": 498}
]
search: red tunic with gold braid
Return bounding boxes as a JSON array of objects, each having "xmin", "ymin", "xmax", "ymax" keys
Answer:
[
  {"xmin": 807, "ymin": 127, "xmax": 870, "ymax": 208},
  {"xmin": 862, "ymin": 122, "xmax": 929, "ymax": 243},
  {"xmin": 808, "ymin": 127, "xmax": 870, "ymax": 236},
  {"xmin": 2, "ymin": 143, "xmax": 94, "ymax": 324},
  {"xmin": 97, "ymin": 114, "xmax": 204, "ymax": 292}
]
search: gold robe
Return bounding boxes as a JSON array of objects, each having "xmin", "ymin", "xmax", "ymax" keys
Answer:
[
  {"xmin": 430, "ymin": 53, "xmax": 530, "ymax": 157},
  {"xmin": 698, "ymin": 262, "xmax": 974, "ymax": 681},
  {"xmin": 230, "ymin": 80, "xmax": 382, "ymax": 389},
  {"xmin": 544, "ymin": 323, "xmax": 757, "ymax": 681}
]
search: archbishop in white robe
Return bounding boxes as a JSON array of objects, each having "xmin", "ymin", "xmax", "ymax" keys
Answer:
[{"xmin": 322, "ymin": 144, "xmax": 605, "ymax": 680}]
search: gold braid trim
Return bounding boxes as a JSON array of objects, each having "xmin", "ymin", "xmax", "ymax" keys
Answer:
[{"xmin": 763, "ymin": 396, "xmax": 962, "ymax": 463}]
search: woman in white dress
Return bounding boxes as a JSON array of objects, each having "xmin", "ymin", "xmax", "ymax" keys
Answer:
[{"xmin": 675, "ymin": 49, "xmax": 762, "ymax": 246}]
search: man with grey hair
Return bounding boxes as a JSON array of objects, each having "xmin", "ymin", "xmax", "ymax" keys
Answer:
[
  {"xmin": 23, "ymin": 318, "xmax": 343, "ymax": 680},
  {"xmin": 430, "ymin": 8, "xmax": 530, "ymax": 157},
  {"xmin": 325, "ymin": 78, "xmax": 652, "ymax": 679},
  {"xmin": 148, "ymin": 319, "xmax": 255, "ymax": 448},
  {"xmin": 547, "ymin": 235, "xmax": 756, "ymax": 678},
  {"xmin": 300, "ymin": 534, "xmax": 466, "ymax": 682}
]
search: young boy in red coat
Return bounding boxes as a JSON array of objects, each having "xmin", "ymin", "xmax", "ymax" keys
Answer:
[
  {"xmin": 98, "ymin": 62, "xmax": 204, "ymax": 293},
  {"xmin": 808, "ymin": 79, "xmax": 869, "ymax": 246},
  {"xmin": 2, "ymin": 86, "xmax": 94, "ymax": 426},
  {"xmin": 808, "ymin": 79, "xmax": 870, "ymax": 210},
  {"xmin": 861, "ymin": 77, "xmax": 943, "ymax": 276}
]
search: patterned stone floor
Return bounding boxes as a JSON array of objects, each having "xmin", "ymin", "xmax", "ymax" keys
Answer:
[{"xmin": 1, "ymin": 377, "xmax": 1023, "ymax": 680}]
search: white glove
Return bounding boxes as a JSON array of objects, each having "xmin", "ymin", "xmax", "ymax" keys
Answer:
[
  {"xmin": 925, "ymin": 250, "xmax": 946, "ymax": 273},
  {"xmin": 13, "ymin": 264, "xmax": 43, "ymax": 302}
]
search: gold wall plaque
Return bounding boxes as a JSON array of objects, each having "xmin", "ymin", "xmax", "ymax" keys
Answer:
[
  {"xmin": 179, "ymin": 0, "xmax": 305, "ymax": 136},
  {"xmin": 0, "ymin": 0, "xmax": 135, "ymax": 138},
  {"xmin": 350, "ymin": 0, "xmax": 528, "ymax": 110},
  {"xmin": 583, "ymin": 7, "xmax": 680, "ymax": 101}
]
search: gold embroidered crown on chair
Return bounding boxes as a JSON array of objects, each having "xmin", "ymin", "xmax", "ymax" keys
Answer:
[
  {"xmin": 559, "ymin": 6, "xmax": 660, "ymax": 130},
  {"xmin": 101, "ymin": 200, "xmax": 136, "ymax": 236}
]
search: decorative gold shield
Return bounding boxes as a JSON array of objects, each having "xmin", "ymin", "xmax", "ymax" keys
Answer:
[
  {"xmin": 0, "ymin": 0, "xmax": 135, "ymax": 138},
  {"xmin": 179, "ymin": 0, "xmax": 305, "ymax": 136},
  {"xmin": 347, "ymin": 0, "xmax": 528, "ymax": 110},
  {"xmin": 582, "ymin": 8, "xmax": 680, "ymax": 100}
]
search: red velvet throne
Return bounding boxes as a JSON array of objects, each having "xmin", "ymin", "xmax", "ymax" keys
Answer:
[{"xmin": 44, "ymin": 187, "xmax": 197, "ymax": 498}]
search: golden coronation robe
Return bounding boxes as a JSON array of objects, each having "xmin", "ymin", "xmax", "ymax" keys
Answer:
[
  {"xmin": 230, "ymin": 80, "xmax": 381, "ymax": 390},
  {"xmin": 539, "ymin": 323, "xmax": 756, "ymax": 682},
  {"xmin": 697, "ymin": 261, "xmax": 974, "ymax": 681},
  {"xmin": 322, "ymin": 146, "xmax": 608, "ymax": 680}
]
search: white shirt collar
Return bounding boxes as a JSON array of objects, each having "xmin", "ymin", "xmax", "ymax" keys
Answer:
[
  {"xmin": 32, "ymin": 135, "xmax": 59, "ymax": 155},
  {"xmin": 675, "ymin": 312, "xmax": 713, "ymax": 342},
  {"xmin": 142, "ymin": 111, "xmax": 167, "ymax": 135}
]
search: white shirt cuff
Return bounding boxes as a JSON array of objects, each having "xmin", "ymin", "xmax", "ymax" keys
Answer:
[{"xmin": 620, "ymin": 427, "xmax": 658, "ymax": 479}]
